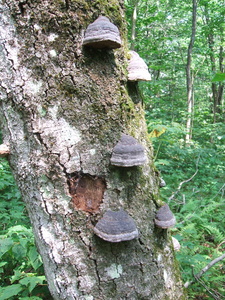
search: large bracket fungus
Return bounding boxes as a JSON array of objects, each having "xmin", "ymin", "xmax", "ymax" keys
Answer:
[
  {"xmin": 110, "ymin": 133, "xmax": 147, "ymax": 167},
  {"xmin": 127, "ymin": 50, "xmax": 151, "ymax": 81},
  {"xmin": 83, "ymin": 16, "xmax": 122, "ymax": 49},
  {"xmin": 93, "ymin": 209, "xmax": 139, "ymax": 242},
  {"xmin": 154, "ymin": 204, "xmax": 176, "ymax": 229}
]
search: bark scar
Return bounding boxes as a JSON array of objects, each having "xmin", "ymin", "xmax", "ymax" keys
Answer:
[{"xmin": 67, "ymin": 172, "xmax": 106, "ymax": 214}]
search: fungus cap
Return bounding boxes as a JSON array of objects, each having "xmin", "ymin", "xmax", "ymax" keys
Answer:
[
  {"xmin": 128, "ymin": 51, "xmax": 151, "ymax": 81},
  {"xmin": 110, "ymin": 133, "xmax": 147, "ymax": 167},
  {"xmin": 0, "ymin": 144, "xmax": 10, "ymax": 157},
  {"xmin": 83, "ymin": 16, "xmax": 122, "ymax": 49},
  {"xmin": 155, "ymin": 204, "xmax": 176, "ymax": 229},
  {"xmin": 94, "ymin": 209, "xmax": 139, "ymax": 242},
  {"xmin": 172, "ymin": 237, "xmax": 181, "ymax": 251},
  {"xmin": 159, "ymin": 177, "xmax": 166, "ymax": 187}
]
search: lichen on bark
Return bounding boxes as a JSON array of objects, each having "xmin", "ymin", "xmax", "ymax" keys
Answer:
[{"xmin": 0, "ymin": 1, "xmax": 186, "ymax": 299}]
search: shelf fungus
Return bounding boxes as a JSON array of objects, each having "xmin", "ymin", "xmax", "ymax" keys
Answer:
[
  {"xmin": 0, "ymin": 144, "xmax": 10, "ymax": 157},
  {"xmin": 93, "ymin": 209, "xmax": 139, "ymax": 242},
  {"xmin": 83, "ymin": 16, "xmax": 122, "ymax": 49},
  {"xmin": 128, "ymin": 50, "xmax": 151, "ymax": 81},
  {"xmin": 159, "ymin": 177, "xmax": 166, "ymax": 188},
  {"xmin": 172, "ymin": 237, "xmax": 181, "ymax": 251},
  {"xmin": 154, "ymin": 204, "xmax": 176, "ymax": 229},
  {"xmin": 110, "ymin": 133, "xmax": 147, "ymax": 167}
]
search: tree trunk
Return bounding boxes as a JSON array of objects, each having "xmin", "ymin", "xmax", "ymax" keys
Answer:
[
  {"xmin": 204, "ymin": 4, "xmax": 224, "ymax": 124},
  {"xmin": 185, "ymin": 0, "xmax": 197, "ymax": 145},
  {"xmin": 130, "ymin": 0, "xmax": 139, "ymax": 50},
  {"xmin": 0, "ymin": 1, "xmax": 186, "ymax": 299}
]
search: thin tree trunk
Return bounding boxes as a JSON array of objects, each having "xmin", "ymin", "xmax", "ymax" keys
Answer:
[
  {"xmin": 204, "ymin": 5, "xmax": 224, "ymax": 124},
  {"xmin": 131, "ymin": 0, "xmax": 139, "ymax": 50},
  {"xmin": 185, "ymin": 0, "xmax": 197, "ymax": 145},
  {"xmin": 0, "ymin": 1, "xmax": 186, "ymax": 299}
]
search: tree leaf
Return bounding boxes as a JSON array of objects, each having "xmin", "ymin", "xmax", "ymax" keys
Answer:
[
  {"xmin": 149, "ymin": 127, "xmax": 166, "ymax": 138},
  {"xmin": 28, "ymin": 246, "xmax": 42, "ymax": 270},
  {"xmin": 19, "ymin": 276, "xmax": 45, "ymax": 293},
  {"xmin": 212, "ymin": 72, "xmax": 225, "ymax": 82},
  {"xmin": 0, "ymin": 284, "xmax": 23, "ymax": 300},
  {"xmin": 0, "ymin": 238, "xmax": 14, "ymax": 258}
]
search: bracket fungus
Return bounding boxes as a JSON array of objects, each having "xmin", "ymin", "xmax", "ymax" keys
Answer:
[
  {"xmin": 110, "ymin": 133, "xmax": 147, "ymax": 167},
  {"xmin": 93, "ymin": 209, "xmax": 139, "ymax": 242},
  {"xmin": 154, "ymin": 204, "xmax": 176, "ymax": 229},
  {"xmin": 159, "ymin": 177, "xmax": 166, "ymax": 188},
  {"xmin": 128, "ymin": 50, "xmax": 151, "ymax": 81},
  {"xmin": 83, "ymin": 16, "xmax": 122, "ymax": 49},
  {"xmin": 0, "ymin": 144, "xmax": 10, "ymax": 157},
  {"xmin": 172, "ymin": 237, "xmax": 181, "ymax": 251}
]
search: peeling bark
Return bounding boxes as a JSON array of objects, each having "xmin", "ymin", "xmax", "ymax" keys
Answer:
[{"xmin": 0, "ymin": 1, "xmax": 186, "ymax": 299}]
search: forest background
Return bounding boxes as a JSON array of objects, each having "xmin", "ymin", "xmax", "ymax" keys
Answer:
[{"xmin": 0, "ymin": 0, "xmax": 225, "ymax": 299}]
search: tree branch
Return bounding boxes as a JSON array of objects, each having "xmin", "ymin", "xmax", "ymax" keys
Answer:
[
  {"xmin": 184, "ymin": 253, "xmax": 225, "ymax": 289},
  {"xmin": 169, "ymin": 156, "xmax": 200, "ymax": 202}
]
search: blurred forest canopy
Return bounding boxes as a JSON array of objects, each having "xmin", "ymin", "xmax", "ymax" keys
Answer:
[{"xmin": 0, "ymin": 0, "xmax": 225, "ymax": 299}]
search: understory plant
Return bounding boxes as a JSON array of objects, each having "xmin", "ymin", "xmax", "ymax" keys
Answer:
[
  {"xmin": 149, "ymin": 122, "xmax": 225, "ymax": 300},
  {"xmin": 0, "ymin": 157, "xmax": 52, "ymax": 300}
]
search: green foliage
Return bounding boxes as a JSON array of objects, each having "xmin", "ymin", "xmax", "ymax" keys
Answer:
[
  {"xmin": 212, "ymin": 72, "xmax": 225, "ymax": 82},
  {"xmin": 0, "ymin": 158, "xmax": 52, "ymax": 300},
  {"xmin": 149, "ymin": 125, "xmax": 225, "ymax": 299},
  {"xmin": 0, "ymin": 159, "xmax": 29, "ymax": 233},
  {"xmin": 125, "ymin": 0, "xmax": 225, "ymax": 298}
]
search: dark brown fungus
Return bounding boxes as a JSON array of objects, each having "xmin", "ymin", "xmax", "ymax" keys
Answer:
[
  {"xmin": 110, "ymin": 133, "xmax": 147, "ymax": 167},
  {"xmin": 93, "ymin": 209, "xmax": 139, "ymax": 242},
  {"xmin": 154, "ymin": 204, "xmax": 176, "ymax": 229},
  {"xmin": 128, "ymin": 50, "xmax": 151, "ymax": 81},
  {"xmin": 83, "ymin": 16, "xmax": 122, "ymax": 49}
]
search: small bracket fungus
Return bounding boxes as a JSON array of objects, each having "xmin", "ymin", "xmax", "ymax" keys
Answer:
[
  {"xmin": 110, "ymin": 133, "xmax": 147, "ymax": 167},
  {"xmin": 159, "ymin": 177, "xmax": 166, "ymax": 188},
  {"xmin": 172, "ymin": 237, "xmax": 181, "ymax": 251},
  {"xmin": 128, "ymin": 51, "xmax": 151, "ymax": 81},
  {"xmin": 83, "ymin": 16, "xmax": 122, "ymax": 49},
  {"xmin": 93, "ymin": 209, "xmax": 139, "ymax": 242},
  {"xmin": 0, "ymin": 144, "xmax": 10, "ymax": 157},
  {"xmin": 154, "ymin": 204, "xmax": 176, "ymax": 229}
]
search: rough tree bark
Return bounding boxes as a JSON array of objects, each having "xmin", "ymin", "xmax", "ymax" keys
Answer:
[{"xmin": 0, "ymin": 1, "xmax": 186, "ymax": 299}]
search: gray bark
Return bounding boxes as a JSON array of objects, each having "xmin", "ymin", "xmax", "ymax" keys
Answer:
[
  {"xmin": 0, "ymin": 1, "xmax": 186, "ymax": 299},
  {"xmin": 185, "ymin": 0, "xmax": 197, "ymax": 144}
]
